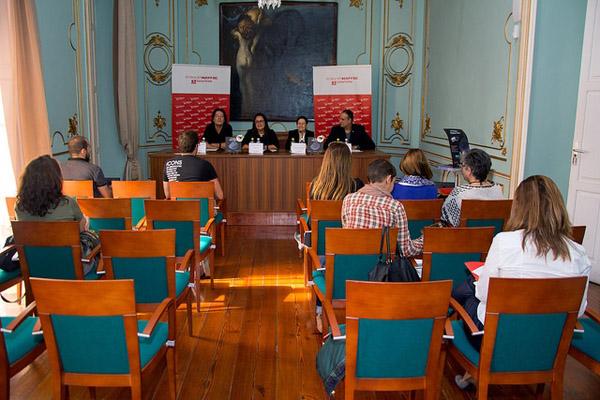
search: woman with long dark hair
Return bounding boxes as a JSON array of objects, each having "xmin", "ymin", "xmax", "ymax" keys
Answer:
[
  {"xmin": 15, "ymin": 155, "xmax": 86, "ymax": 231},
  {"xmin": 241, "ymin": 112, "xmax": 279, "ymax": 152},
  {"xmin": 203, "ymin": 108, "xmax": 233, "ymax": 150}
]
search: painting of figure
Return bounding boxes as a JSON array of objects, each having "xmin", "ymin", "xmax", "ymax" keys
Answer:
[{"xmin": 220, "ymin": 2, "xmax": 337, "ymax": 121}]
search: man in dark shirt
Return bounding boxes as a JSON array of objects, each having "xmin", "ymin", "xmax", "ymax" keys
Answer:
[
  {"xmin": 60, "ymin": 135, "xmax": 112, "ymax": 198},
  {"xmin": 163, "ymin": 130, "xmax": 224, "ymax": 200},
  {"xmin": 324, "ymin": 109, "xmax": 376, "ymax": 151}
]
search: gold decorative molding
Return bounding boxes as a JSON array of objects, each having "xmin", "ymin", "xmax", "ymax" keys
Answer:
[
  {"xmin": 194, "ymin": 0, "xmax": 208, "ymax": 6},
  {"xmin": 153, "ymin": 111, "xmax": 166, "ymax": 130},
  {"xmin": 68, "ymin": 114, "xmax": 78, "ymax": 136},
  {"xmin": 144, "ymin": 33, "xmax": 173, "ymax": 85},
  {"xmin": 396, "ymin": 0, "xmax": 404, "ymax": 7},
  {"xmin": 391, "ymin": 112, "xmax": 406, "ymax": 141},
  {"xmin": 384, "ymin": 32, "xmax": 414, "ymax": 87},
  {"xmin": 349, "ymin": 0, "xmax": 363, "ymax": 8},
  {"xmin": 422, "ymin": 114, "xmax": 431, "ymax": 138},
  {"xmin": 491, "ymin": 116, "xmax": 504, "ymax": 145},
  {"xmin": 154, "ymin": 0, "xmax": 160, "ymax": 7}
]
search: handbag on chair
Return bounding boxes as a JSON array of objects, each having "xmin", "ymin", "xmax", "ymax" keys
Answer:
[{"xmin": 368, "ymin": 226, "xmax": 420, "ymax": 282}]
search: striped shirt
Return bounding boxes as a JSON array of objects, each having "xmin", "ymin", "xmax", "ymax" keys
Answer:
[{"xmin": 341, "ymin": 185, "xmax": 423, "ymax": 257}]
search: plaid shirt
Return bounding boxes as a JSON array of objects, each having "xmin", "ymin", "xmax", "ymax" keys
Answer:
[{"xmin": 342, "ymin": 186, "xmax": 423, "ymax": 257}]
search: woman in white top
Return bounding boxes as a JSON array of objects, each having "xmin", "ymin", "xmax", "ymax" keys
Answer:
[
  {"xmin": 453, "ymin": 175, "xmax": 591, "ymax": 388},
  {"xmin": 441, "ymin": 148, "xmax": 504, "ymax": 227}
]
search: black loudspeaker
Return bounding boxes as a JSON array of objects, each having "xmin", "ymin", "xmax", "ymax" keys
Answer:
[
  {"xmin": 307, "ymin": 137, "xmax": 324, "ymax": 154},
  {"xmin": 226, "ymin": 137, "xmax": 242, "ymax": 153}
]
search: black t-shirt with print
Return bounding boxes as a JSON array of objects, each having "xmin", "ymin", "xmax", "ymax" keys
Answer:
[{"xmin": 163, "ymin": 155, "xmax": 218, "ymax": 182}]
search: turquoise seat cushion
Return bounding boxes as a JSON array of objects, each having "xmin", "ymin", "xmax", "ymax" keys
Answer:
[
  {"xmin": 430, "ymin": 253, "xmax": 480, "ymax": 290},
  {"xmin": 1, "ymin": 316, "xmax": 43, "ymax": 364},
  {"xmin": 356, "ymin": 318, "xmax": 434, "ymax": 378},
  {"xmin": 466, "ymin": 219, "xmax": 504, "ymax": 235},
  {"xmin": 153, "ymin": 221, "xmax": 194, "ymax": 257},
  {"xmin": 176, "ymin": 197, "xmax": 211, "ymax": 226},
  {"xmin": 215, "ymin": 211, "xmax": 224, "ymax": 224},
  {"xmin": 316, "ymin": 220, "xmax": 342, "ymax": 255},
  {"xmin": 313, "ymin": 270, "xmax": 325, "ymax": 295},
  {"xmin": 407, "ymin": 219, "xmax": 433, "ymax": 240},
  {"xmin": 88, "ymin": 217, "xmax": 126, "ymax": 232},
  {"xmin": 84, "ymin": 269, "xmax": 101, "ymax": 280},
  {"xmin": 199, "ymin": 235, "xmax": 212, "ymax": 253},
  {"xmin": 450, "ymin": 320, "xmax": 480, "ymax": 366},
  {"xmin": 112, "ymin": 257, "xmax": 168, "ymax": 303},
  {"xmin": 51, "ymin": 315, "xmax": 168, "ymax": 373},
  {"xmin": 24, "ymin": 246, "xmax": 76, "ymax": 279},
  {"xmin": 572, "ymin": 318, "xmax": 600, "ymax": 362},
  {"xmin": 0, "ymin": 268, "xmax": 21, "ymax": 285},
  {"xmin": 175, "ymin": 271, "xmax": 190, "ymax": 297},
  {"xmin": 130, "ymin": 198, "xmax": 147, "ymax": 227}
]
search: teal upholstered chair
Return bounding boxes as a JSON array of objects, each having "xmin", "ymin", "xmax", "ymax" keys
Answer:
[
  {"xmin": 0, "ymin": 301, "xmax": 45, "ymax": 400},
  {"xmin": 422, "ymin": 227, "xmax": 495, "ymax": 290},
  {"xmin": 304, "ymin": 200, "xmax": 343, "ymax": 287},
  {"xmin": 168, "ymin": 181, "xmax": 227, "ymax": 257},
  {"xmin": 459, "ymin": 199, "xmax": 512, "ymax": 235},
  {"xmin": 570, "ymin": 307, "xmax": 600, "ymax": 377},
  {"xmin": 448, "ymin": 277, "xmax": 587, "ymax": 400},
  {"xmin": 78, "ymin": 198, "xmax": 132, "ymax": 231},
  {"xmin": 313, "ymin": 228, "xmax": 398, "ymax": 336},
  {"xmin": 1, "ymin": 197, "xmax": 22, "ymax": 303},
  {"xmin": 112, "ymin": 180, "xmax": 157, "ymax": 229},
  {"xmin": 29, "ymin": 278, "xmax": 176, "ymax": 400},
  {"xmin": 11, "ymin": 221, "xmax": 102, "ymax": 305},
  {"xmin": 295, "ymin": 181, "xmax": 312, "ymax": 255},
  {"xmin": 144, "ymin": 200, "xmax": 215, "ymax": 300},
  {"xmin": 100, "ymin": 229, "xmax": 195, "ymax": 336},
  {"xmin": 402, "ymin": 199, "xmax": 444, "ymax": 240},
  {"xmin": 323, "ymin": 280, "xmax": 452, "ymax": 400}
]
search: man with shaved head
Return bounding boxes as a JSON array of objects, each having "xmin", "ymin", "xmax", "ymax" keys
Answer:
[{"xmin": 60, "ymin": 135, "xmax": 112, "ymax": 198}]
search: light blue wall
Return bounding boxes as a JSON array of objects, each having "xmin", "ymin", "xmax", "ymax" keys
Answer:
[{"xmin": 524, "ymin": 0, "xmax": 587, "ymax": 196}]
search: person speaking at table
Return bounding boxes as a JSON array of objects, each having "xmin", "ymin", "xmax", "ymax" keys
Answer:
[
  {"xmin": 324, "ymin": 109, "xmax": 375, "ymax": 151},
  {"xmin": 203, "ymin": 108, "xmax": 233, "ymax": 150},
  {"xmin": 242, "ymin": 113, "xmax": 279, "ymax": 152},
  {"xmin": 285, "ymin": 116, "xmax": 314, "ymax": 151}
]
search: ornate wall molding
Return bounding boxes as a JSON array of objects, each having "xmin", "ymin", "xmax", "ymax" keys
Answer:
[
  {"xmin": 349, "ymin": 0, "xmax": 363, "ymax": 9},
  {"xmin": 384, "ymin": 32, "xmax": 414, "ymax": 87},
  {"xmin": 143, "ymin": 33, "xmax": 173, "ymax": 85}
]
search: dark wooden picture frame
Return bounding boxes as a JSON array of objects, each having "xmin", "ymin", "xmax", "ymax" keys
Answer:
[{"xmin": 220, "ymin": 2, "xmax": 338, "ymax": 121}]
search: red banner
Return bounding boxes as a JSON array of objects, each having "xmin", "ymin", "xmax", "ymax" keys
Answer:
[{"xmin": 313, "ymin": 94, "xmax": 372, "ymax": 137}]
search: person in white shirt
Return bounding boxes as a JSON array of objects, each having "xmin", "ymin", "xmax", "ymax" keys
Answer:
[{"xmin": 453, "ymin": 175, "xmax": 591, "ymax": 388}]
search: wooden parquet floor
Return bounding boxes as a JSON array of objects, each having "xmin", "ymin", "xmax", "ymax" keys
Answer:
[{"xmin": 5, "ymin": 225, "xmax": 600, "ymax": 399}]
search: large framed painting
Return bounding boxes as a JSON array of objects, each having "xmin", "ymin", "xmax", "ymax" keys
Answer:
[{"xmin": 220, "ymin": 2, "xmax": 337, "ymax": 121}]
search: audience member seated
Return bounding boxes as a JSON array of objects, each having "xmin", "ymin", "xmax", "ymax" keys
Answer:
[
  {"xmin": 441, "ymin": 148, "xmax": 503, "ymax": 227},
  {"xmin": 202, "ymin": 108, "xmax": 233, "ymax": 150},
  {"xmin": 60, "ymin": 135, "xmax": 111, "ymax": 198},
  {"xmin": 242, "ymin": 113, "xmax": 279, "ymax": 152},
  {"xmin": 15, "ymin": 155, "xmax": 87, "ymax": 232},
  {"xmin": 452, "ymin": 175, "xmax": 591, "ymax": 388},
  {"xmin": 163, "ymin": 130, "xmax": 224, "ymax": 200},
  {"xmin": 285, "ymin": 116, "xmax": 314, "ymax": 151},
  {"xmin": 324, "ymin": 109, "xmax": 375, "ymax": 151},
  {"xmin": 392, "ymin": 149, "xmax": 438, "ymax": 200},
  {"xmin": 310, "ymin": 142, "xmax": 363, "ymax": 201},
  {"xmin": 342, "ymin": 159, "xmax": 422, "ymax": 257}
]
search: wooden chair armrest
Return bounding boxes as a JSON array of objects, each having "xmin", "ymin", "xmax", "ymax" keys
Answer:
[
  {"xmin": 134, "ymin": 216, "xmax": 147, "ymax": 231},
  {"xmin": 449, "ymin": 298, "xmax": 483, "ymax": 336},
  {"xmin": 32, "ymin": 318, "xmax": 43, "ymax": 335},
  {"xmin": 95, "ymin": 258, "xmax": 105, "ymax": 275},
  {"xmin": 443, "ymin": 318, "xmax": 455, "ymax": 339},
  {"xmin": 202, "ymin": 217, "xmax": 216, "ymax": 236},
  {"xmin": 1, "ymin": 301, "xmax": 36, "ymax": 333},
  {"xmin": 584, "ymin": 307, "xmax": 600, "ymax": 324},
  {"xmin": 299, "ymin": 219, "xmax": 309, "ymax": 235},
  {"xmin": 322, "ymin": 299, "xmax": 343, "ymax": 339},
  {"xmin": 306, "ymin": 247, "xmax": 321, "ymax": 270},
  {"xmin": 177, "ymin": 249, "xmax": 194, "ymax": 272},
  {"xmin": 216, "ymin": 198, "xmax": 226, "ymax": 213},
  {"xmin": 296, "ymin": 199, "xmax": 307, "ymax": 216},
  {"xmin": 138, "ymin": 297, "xmax": 173, "ymax": 338},
  {"xmin": 575, "ymin": 320, "xmax": 585, "ymax": 333},
  {"xmin": 0, "ymin": 244, "xmax": 15, "ymax": 257},
  {"xmin": 82, "ymin": 244, "xmax": 101, "ymax": 263}
]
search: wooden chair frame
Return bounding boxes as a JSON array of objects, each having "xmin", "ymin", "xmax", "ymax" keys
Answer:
[
  {"xmin": 331, "ymin": 280, "xmax": 452, "ymax": 400},
  {"xmin": 571, "ymin": 225, "xmax": 586, "ymax": 245},
  {"xmin": 402, "ymin": 199, "xmax": 444, "ymax": 222},
  {"xmin": 100, "ymin": 229, "xmax": 195, "ymax": 336},
  {"xmin": 144, "ymin": 200, "xmax": 215, "ymax": 300},
  {"xmin": 294, "ymin": 182, "xmax": 312, "ymax": 258},
  {"xmin": 0, "ymin": 245, "xmax": 22, "ymax": 303},
  {"xmin": 569, "ymin": 307, "xmax": 600, "ymax": 375},
  {"xmin": 0, "ymin": 302, "xmax": 45, "ymax": 400},
  {"xmin": 62, "ymin": 180, "xmax": 94, "ymax": 199},
  {"xmin": 30, "ymin": 278, "xmax": 176, "ymax": 400},
  {"xmin": 458, "ymin": 199, "xmax": 513, "ymax": 230},
  {"xmin": 4, "ymin": 197, "xmax": 16, "ymax": 221},
  {"xmin": 78, "ymin": 198, "xmax": 133, "ymax": 230},
  {"xmin": 303, "ymin": 200, "xmax": 343, "ymax": 287},
  {"xmin": 421, "ymin": 227, "xmax": 495, "ymax": 282},
  {"xmin": 448, "ymin": 277, "xmax": 587, "ymax": 400},
  {"xmin": 11, "ymin": 221, "xmax": 102, "ymax": 305},
  {"xmin": 112, "ymin": 180, "xmax": 157, "ymax": 200},
  {"xmin": 168, "ymin": 181, "xmax": 227, "ymax": 257}
]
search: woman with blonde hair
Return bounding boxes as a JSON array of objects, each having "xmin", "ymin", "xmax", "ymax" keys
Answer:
[
  {"xmin": 452, "ymin": 175, "xmax": 591, "ymax": 388},
  {"xmin": 392, "ymin": 149, "xmax": 437, "ymax": 200},
  {"xmin": 310, "ymin": 142, "xmax": 363, "ymax": 200}
]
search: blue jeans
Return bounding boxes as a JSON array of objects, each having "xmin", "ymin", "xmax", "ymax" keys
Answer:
[{"xmin": 452, "ymin": 275, "xmax": 485, "ymax": 349}]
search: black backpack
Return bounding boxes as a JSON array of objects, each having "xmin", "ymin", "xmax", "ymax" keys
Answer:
[{"xmin": 0, "ymin": 236, "xmax": 19, "ymax": 273}]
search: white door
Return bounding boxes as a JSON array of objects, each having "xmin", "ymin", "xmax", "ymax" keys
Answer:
[{"xmin": 567, "ymin": 0, "xmax": 600, "ymax": 284}]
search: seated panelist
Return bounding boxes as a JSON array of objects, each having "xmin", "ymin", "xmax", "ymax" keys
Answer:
[
  {"xmin": 202, "ymin": 108, "xmax": 232, "ymax": 150},
  {"xmin": 324, "ymin": 109, "xmax": 376, "ymax": 151},
  {"xmin": 285, "ymin": 116, "xmax": 314, "ymax": 151},
  {"xmin": 242, "ymin": 113, "xmax": 279, "ymax": 152}
]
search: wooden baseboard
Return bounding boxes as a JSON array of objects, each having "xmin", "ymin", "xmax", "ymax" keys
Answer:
[{"xmin": 226, "ymin": 212, "xmax": 296, "ymax": 226}]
